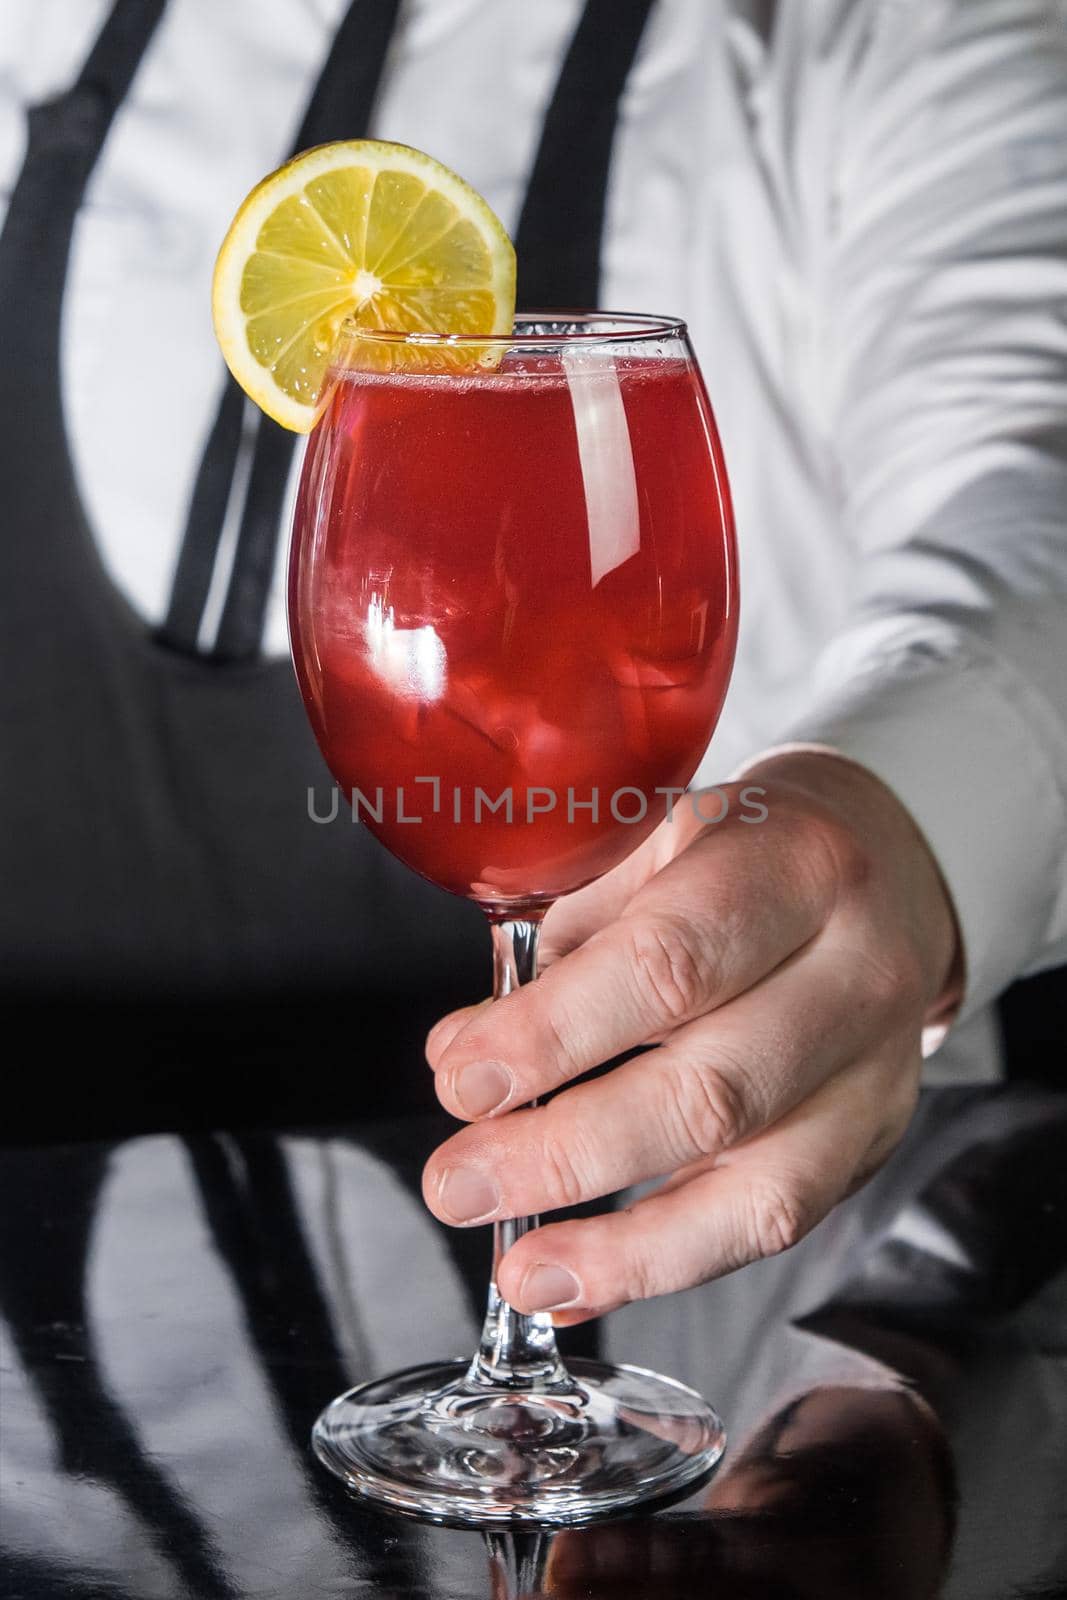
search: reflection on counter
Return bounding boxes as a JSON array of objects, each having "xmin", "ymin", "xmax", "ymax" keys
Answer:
[
  {"xmin": 0, "ymin": 1086, "xmax": 1065, "ymax": 1599},
  {"xmin": 546, "ymin": 1386, "xmax": 953, "ymax": 1599}
]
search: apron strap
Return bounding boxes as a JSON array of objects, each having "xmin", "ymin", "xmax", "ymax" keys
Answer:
[
  {"xmin": 0, "ymin": 0, "xmax": 167, "ymax": 495},
  {"xmin": 515, "ymin": 0, "xmax": 659, "ymax": 309},
  {"xmin": 159, "ymin": 0, "xmax": 404, "ymax": 660},
  {"xmin": 0, "ymin": 0, "xmax": 167, "ymax": 281}
]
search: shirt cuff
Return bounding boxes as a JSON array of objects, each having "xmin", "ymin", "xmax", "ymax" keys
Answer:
[{"xmin": 733, "ymin": 617, "xmax": 1067, "ymax": 1031}]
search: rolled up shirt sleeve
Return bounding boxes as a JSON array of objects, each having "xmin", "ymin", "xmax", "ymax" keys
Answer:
[{"xmin": 772, "ymin": 0, "xmax": 1067, "ymax": 1022}]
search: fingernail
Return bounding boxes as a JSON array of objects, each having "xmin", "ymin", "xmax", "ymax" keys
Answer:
[
  {"xmin": 520, "ymin": 1263, "xmax": 581, "ymax": 1311},
  {"xmin": 453, "ymin": 1060, "xmax": 513, "ymax": 1117},
  {"xmin": 437, "ymin": 1166, "xmax": 500, "ymax": 1224}
]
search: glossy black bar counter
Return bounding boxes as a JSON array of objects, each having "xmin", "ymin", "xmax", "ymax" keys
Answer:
[{"xmin": 2, "ymin": 1085, "xmax": 1066, "ymax": 1599}]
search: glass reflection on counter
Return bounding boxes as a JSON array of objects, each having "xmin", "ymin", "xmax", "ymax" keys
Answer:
[
  {"xmin": 478, "ymin": 1385, "xmax": 954, "ymax": 1600},
  {"xmin": 2, "ymin": 1093, "xmax": 1065, "ymax": 1600}
]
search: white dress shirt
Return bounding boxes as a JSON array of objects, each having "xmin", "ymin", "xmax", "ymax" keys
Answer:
[{"xmin": 3, "ymin": 0, "xmax": 1066, "ymax": 1083}]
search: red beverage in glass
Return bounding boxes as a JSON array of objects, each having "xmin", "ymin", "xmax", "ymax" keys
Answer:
[
  {"xmin": 290, "ymin": 348, "xmax": 737, "ymax": 909},
  {"xmin": 299, "ymin": 317, "xmax": 735, "ymax": 1522}
]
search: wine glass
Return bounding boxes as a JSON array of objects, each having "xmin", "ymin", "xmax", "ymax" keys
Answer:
[{"xmin": 289, "ymin": 313, "xmax": 736, "ymax": 1524}]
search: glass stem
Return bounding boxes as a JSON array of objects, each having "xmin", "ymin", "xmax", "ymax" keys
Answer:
[
  {"xmin": 467, "ymin": 916, "xmax": 569, "ymax": 1391},
  {"xmin": 483, "ymin": 1530, "xmax": 551, "ymax": 1596}
]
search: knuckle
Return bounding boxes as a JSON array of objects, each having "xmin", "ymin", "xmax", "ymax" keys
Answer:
[
  {"xmin": 826, "ymin": 817, "xmax": 874, "ymax": 897},
  {"xmin": 745, "ymin": 1178, "xmax": 811, "ymax": 1261},
  {"xmin": 856, "ymin": 944, "xmax": 925, "ymax": 1021},
  {"xmin": 626, "ymin": 1255, "xmax": 662, "ymax": 1304},
  {"xmin": 873, "ymin": 1057, "xmax": 921, "ymax": 1154},
  {"xmin": 540, "ymin": 1004, "xmax": 587, "ymax": 1086},
  {"xmin": 853, "ymin": 1103, "xmax": 912, "ymax": 1191},
  {"xmin": 620, "ymin": 1237, "xmax": 670, "ymax": 1303},
  {"xmin": 658, "ymin": 1056, "xmax": 749, "ymax": 1163},
  {"xmin": 626, "ymin": 916, "xmax": 713, "ymax": 1025},
  {"xmin": 773, "ymin": 787, "xmax": 873, "ymax": 912},
  {"xmin": 803, "ymin": 807, "xmax": 874, "ymax": 909},
  {"xmin": 536, "ymin": 1130, "xmax": 593, "ymax": 1210},
  {"xmin": 765, "ymin": 785, "xmax": 852, "ymax": 900}
]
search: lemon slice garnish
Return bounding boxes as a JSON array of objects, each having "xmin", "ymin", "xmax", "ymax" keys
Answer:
[{"xmin": 212, "ymin": 140, "xmax": 516, "ymax": 432}]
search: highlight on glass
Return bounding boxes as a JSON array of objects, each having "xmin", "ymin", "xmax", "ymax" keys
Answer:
[{"xmin": 289, "ymin": 313, "xmax": 737, "ymax": 1524}]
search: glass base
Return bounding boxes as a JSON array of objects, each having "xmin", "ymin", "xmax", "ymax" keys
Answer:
[{"xmin": 311, "ymin": 1356, "xmax": 726, "ymax": 1526}]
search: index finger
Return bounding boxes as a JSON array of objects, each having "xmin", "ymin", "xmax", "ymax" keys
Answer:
[{"xmin": 432, "ymin": 809, "xmax": 838, "ymax": 1121}]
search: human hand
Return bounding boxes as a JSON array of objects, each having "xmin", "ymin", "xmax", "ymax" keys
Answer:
[{"xmin": 423, "ymin": 752, "xmax": 961, "ymax": 1322}]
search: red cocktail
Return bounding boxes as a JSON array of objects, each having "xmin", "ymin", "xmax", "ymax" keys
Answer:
[
  {"xmin": 291, "ymin": 340, "xmax": 736, "ymax": 908},
  {"xmin": 291, "ymin": 316, "xmax": 735, "ymax": 1525}
]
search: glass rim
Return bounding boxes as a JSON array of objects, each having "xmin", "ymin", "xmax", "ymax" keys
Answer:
[{"xmin": 337, "ymin": 310, "xmax": 687, "ymax": 348}]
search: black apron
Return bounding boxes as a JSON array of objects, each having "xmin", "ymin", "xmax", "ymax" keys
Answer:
[{"xmin": 0, "ymin": 0, "xmax": 657, "ymax": 1140}]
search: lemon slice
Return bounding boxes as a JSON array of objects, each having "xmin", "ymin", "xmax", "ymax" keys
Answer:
[{"xmin": 212, "ymin": 140, "xmax": 516, "ymax": 432}]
